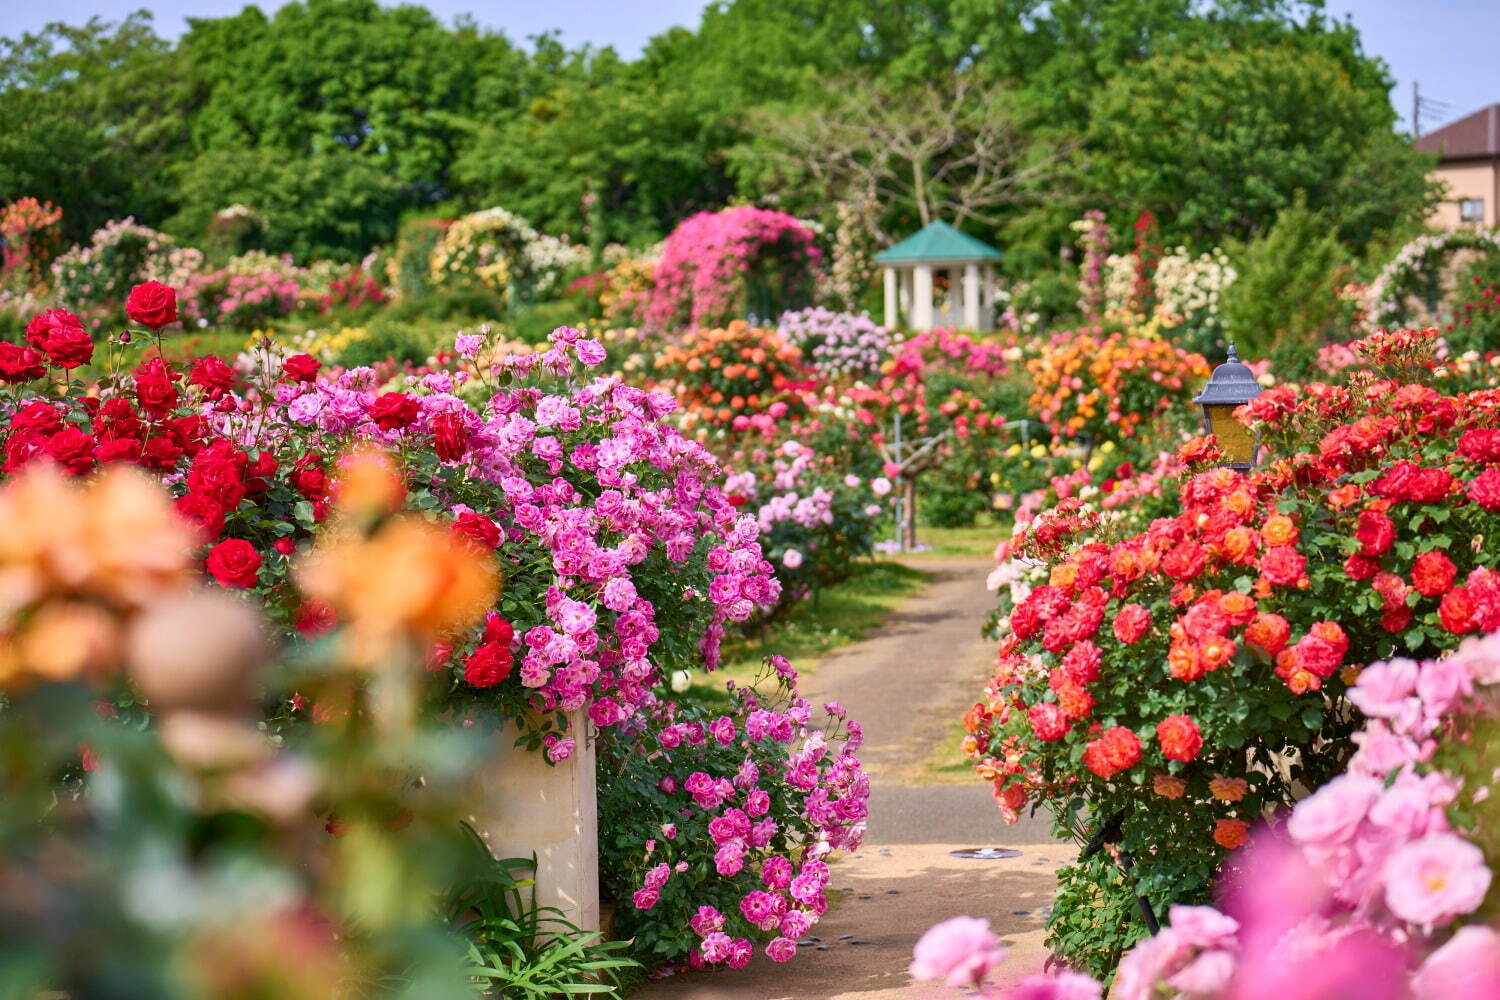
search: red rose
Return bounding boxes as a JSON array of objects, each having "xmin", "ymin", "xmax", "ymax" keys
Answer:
[
  {"xmin": 125, "ymin": 281, "xmax": 178, "ymax": 329},
  {"xmin": 205, "ymin": 538, "xmax": 261, "ymax": 588},
  {"xmin": 452, "ymin": 511, "xmax": 500, "ymax": 550},
  {"xmin": 1370, "ymin": 460, "xmax": 1419, "ymax": 500},
  {"xmin": 187, "ymin": 442, "xmax": 248, "ymax": 510},
  {"xmin": 1156, "ymin": 714, "xmax": 1202, "ymax": 762},
  {"xmin": 174, "ymin": 494, "xmax": 226, "ymax": 541},
  {"xmin": 1245, "ymin": 612, "xmax": 1291, "ymax": 656},
  {"xmin": 1409, "ymin": 467, "xmax": 1454, "ymax": 503},
  {"xmin": 432, "ymin": 411, "xmax": 468, "ymax": 462},
  {"xmin": 1382, "ymin": 606, "xmax": 1412, "ymax": 632},
  {"xmin": 291, "ymin": 462, "xmax": 330, "ymax": 501},
  {"xmin": 1355, "ymin": 509, "xmax": 1395, "ymax": 557},
  {"xmin": 1112, "ymin": 603, "xmax": 1152, "ymax": 644},
  {"xmin": 188, "ymin": 356, "xmax": 236, "ymax": 398},
  {"xmin": 1458, "ymin": 428, "xmax": 1500, "ymax": 463},
  {"xmin": 1061, "ymin": 639, "xmax": 1102, "ymax": 685},
  {"xmin": 482, "ymin": 612, "xmax": 514, "ymax": 646},
  {"xmin": 1343, "ymin": 553, "xmax": 1379, "ymax": 581},
  {"xmin": 0, "ymin": 342, "xmax": 46, "ymax": 383},
  {"xmin": 134, "ymin": 373, "xmax": 179, "ymax": 417},
  {"xmin": 426, "ymin": 641, "xmax": 454, "ymax": 672},
  {"xmin": 1467, "ymin": 468, "xmax": 1500, "ymax": 511},
  {"xmin": 93, "ymin": 398, "xmax": 143, "ymax": 440},
  {"xmin": 274, "ymin": 537, "xmax": 297, "ymax": 555},
  {"xmin": 281, "ymin": 354, "xmax": 322, "ymax": 382},
  {"xmin": 94, "ymin": 438, "xmax": 140, "ymax": 465},
  {"xmin": 4, "ymin": 433, "xmax": 44, "ymax": 473},
  {"xmin": 1440, "ymin": 586, "xmax": 1477, "ymax": 634},
  {"xmin": 1083, "ymin": 726, "xmax": 1141, "ymax": 779},
  {"xmin": 1259, "ymin": 545, "xmax": 1307, "ymax": 588},
  {"xmin": 44, "ymin": 427, "xmax": 96, "ymax": 475},
  {"xmin": 168, "ymin": 415, "xmax": 211, "ymax": 455},
  {"xmin": 138, "ymin": 436, "xmax": 185, "ymax": 471},
  {"xmin": 1027, "ymin": 702, "xmax": 1068, "ymax": 742},
  {"xmin": 370, "ymin": 392, "xmax": 419, "ymax": 431},
  {"xmin": 12, "ymin": 400, "xmax": 63, "ymax": 437},
  {"xmin": 463, "ymin": 640, "xmax": 514, "ymax": 688},
  {"xmin": 1372, "ymin": 572, "xmax": 1408, "ymax": 611},
  {"xmin": 41, "ymin": 324, "xmax": 93, "ymax": 369},
  {"xmin": 1161, "ymin": 540, "xmax": 1207, "ymax": 581},
  {"xmin": 1412, "ymin": 550, "xmax": 1457, "ymax": 597},
  {"xmin": 24, "ymin": 309, "xmax": 84, "ymax": 351},
  {"xmin": 245, "ymin": 450, "xmax": 278, "ymax": 495},
  {"xmin": 1292, "ymin": 633, "xmax": 1342, "ymax": 679},
  {"xmin": 295, "ymin": 598, "xmax": 336, "ymax": 637}
]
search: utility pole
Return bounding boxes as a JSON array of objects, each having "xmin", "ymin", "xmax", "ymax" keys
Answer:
[{"xmin": 1413, "ymin": 81, "xmax": 1420, "ymax": 138}]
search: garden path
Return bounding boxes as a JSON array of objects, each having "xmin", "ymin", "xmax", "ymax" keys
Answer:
[{"xmin": 635, "ymin": 559, "xmax": 1070, "ymax": 1000}]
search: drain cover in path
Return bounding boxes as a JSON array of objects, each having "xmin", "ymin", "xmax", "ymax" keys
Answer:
[{"xmin": 949, "ymin": 847, "xmax": 1023, "ymax": 860}]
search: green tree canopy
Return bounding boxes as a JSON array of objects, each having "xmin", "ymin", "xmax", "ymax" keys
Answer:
[{"xmin": 1083, "ymin": 42, "xmax": 1435, "ymax": 254}]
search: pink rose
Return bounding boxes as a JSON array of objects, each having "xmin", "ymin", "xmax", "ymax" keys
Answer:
[
  {"xmin": 909, "ymin": 916, "xmax": 1007, "ymax": 988},
  {"xmin": 1286, "ymin": 774, "xmax": 1382, "ymax": 849},
  {"xmin": 1382, "ymin": 832, "xmax": 1491, "ymax": 926},
  {"xmin": 1411, "ymin": 925, "xmax": 1500, "ymax": 1000}
]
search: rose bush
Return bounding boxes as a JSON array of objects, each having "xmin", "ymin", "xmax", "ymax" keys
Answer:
[
  {"xmin": 966, "ymin": 327, "xmax": 1500, "ymax": 975},
  {"xmin": 599, "ymin": 655, "xmax": 868, "ymax": 969}
]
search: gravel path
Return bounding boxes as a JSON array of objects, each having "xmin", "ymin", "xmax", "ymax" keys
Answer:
[{"xmin": 634, "ymin": 560, "xmax": 1070, "ymax": 999}]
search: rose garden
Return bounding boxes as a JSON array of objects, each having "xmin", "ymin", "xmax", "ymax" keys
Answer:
[{"xmin": 4, "ymin": 2, "xmax": 1500, "ymax": 998}]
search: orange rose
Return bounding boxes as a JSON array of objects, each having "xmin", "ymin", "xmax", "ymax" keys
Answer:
[
  {"xmin": 1168, "ymin": 642, "xmax": 1206, "ymax": 681},
  {"xmin": 1209, "ymin": 777, "xmax": 1248, "ymax": 802},
  {"xmin": 1220, "ymin": 526, "xmax": 1258, "ymax": 564},
  {"xmin": 1261, "ymin": 515, "xmax": 1298, "ymax": 547},
  {"xmin": 1214, "ymin": 818, "xmax": 1251, "ymax": 849},
  {"xmin": 1217, "ymin": 591, "xmax": 1258, "ymax": 625},
  {"xmin": 1153, "ymin": 774, "xmax": 1187, "ymax": 800}
]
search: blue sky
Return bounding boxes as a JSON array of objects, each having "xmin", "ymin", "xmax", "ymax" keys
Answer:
[{"xmin": 8, "ymin": 0, "xmax": 1498, "ymax": 133}]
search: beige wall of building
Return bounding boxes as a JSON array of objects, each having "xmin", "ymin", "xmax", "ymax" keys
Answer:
[{"xmin": 1430, "ymin": 161, "xmax": 1500, "ymax": 228}]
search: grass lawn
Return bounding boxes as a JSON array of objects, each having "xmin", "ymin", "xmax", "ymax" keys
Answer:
[
  {"xmin": 682, "ymin": 559, "xmax": 932, "ymax": 705},
  {"xmin": 902, "ymin": 523, "xmax": 1006, "ymax": 561}
]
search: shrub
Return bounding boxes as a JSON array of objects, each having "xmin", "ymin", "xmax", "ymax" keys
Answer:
[
  {"xmin": 775, "ymin": 307, "xmax": 894, "ymax": 381},
  {"xmin": 966, "ymin": 327, "xmax": 1500, "ymax": 977},
  {"xmin": 50, "ymin": 218, "xmax": 202, "ymax": 321},
  {"xmin": 598, "ymin": 659, "xmax": 867, "ymax": 970},
  {"xmin": 651, "ymin": 321, "xmax": 817, "ymax": 435},
  {"xmin": 645, "ymin": 208, "xmax": 821, "ymax": 332}
]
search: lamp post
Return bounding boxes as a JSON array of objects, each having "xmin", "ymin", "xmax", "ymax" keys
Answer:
[{"xmin": 1192, "ymin": 343, "xmax": 1263, "ymax": 473}]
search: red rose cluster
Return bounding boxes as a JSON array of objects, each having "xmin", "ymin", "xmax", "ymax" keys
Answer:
[{"xmin": 971, "ymin": 330, "xmax": 1500, "ymax": 852}]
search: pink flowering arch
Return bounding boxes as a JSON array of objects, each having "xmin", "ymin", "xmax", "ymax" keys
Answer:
[{"xmin": 645, "ymin": 207, "xmax": 822, "ymax": 331}]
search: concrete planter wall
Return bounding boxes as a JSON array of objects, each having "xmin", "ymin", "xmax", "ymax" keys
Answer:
[{"xmin": 468, "ymin": 713, "xmax": 600, "ymax": 931}]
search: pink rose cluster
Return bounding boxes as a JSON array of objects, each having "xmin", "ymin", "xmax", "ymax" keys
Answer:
[
  {"xmin": 608, "ymin": 660, "xmax": 868, "ymax": 971},
  {"xmin": 1105, "ymin": 631, "xmax": 1500, "ymax": 1000},
  {"xmin": 217, "ymin": 325, "xmax": 783, "ymax": 728},
  {"xmin": 645, "ymin": 207, "xmax": 822, "ymax": 331},
  {"xmin": 914, "ymin": 631, "xmax": 1500, "ymax": 1000}
]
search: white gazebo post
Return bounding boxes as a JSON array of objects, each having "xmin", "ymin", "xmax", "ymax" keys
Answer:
[
  {"xmin": 883, "ymin": 267, "xmax": 899, "ymax": 328},
  {"xmin": 963, "ymin": 264, "xmax": 981, "ymax": 329},
  {"xmin": 874, "ymin": 221, "xmax": 1003, "ymax": 332},
  {"xmin": 912, "ymin": 264, "xmax": 935, "ymax": 330}
]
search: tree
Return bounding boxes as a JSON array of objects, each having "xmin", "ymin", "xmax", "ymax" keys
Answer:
[
  {"xmin": 743, "ymin": 72, "xmax": 1064, "ymax": 241},
  {"xmin": 1220, "ymin": 196, "xmax": 1346, "ymax": 365},
  {"xmin": 0, "ymin": 13, "xmax": 190, "ymax": 242},
  {"xmin": 1083, "ymin": 43, "xmax": 1434, "ymax": 254}
]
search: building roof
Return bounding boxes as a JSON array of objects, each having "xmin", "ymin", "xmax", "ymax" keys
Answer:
[
  {"xmin": 874, "ymin": 220, "xmax": 1002, "ymax": 265},
  {"xmin": 1417, "ymin": 104, "xmax": 1500, "ymax": 162}
]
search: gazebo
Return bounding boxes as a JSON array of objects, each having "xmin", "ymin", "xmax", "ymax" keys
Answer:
[{"xmin": 875, "ymin": 220, "xmax": 1003, "ymax": 331}]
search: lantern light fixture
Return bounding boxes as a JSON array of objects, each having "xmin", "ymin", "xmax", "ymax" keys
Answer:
[{"xmin": 1192, "ymin": 343, "xmax": 1263, "ymax": 472}]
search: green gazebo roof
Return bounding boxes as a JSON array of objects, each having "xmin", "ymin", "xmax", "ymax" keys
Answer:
[{"xmin": 874, "ymin": 220, "xmax": 1002, "ymax": 265}]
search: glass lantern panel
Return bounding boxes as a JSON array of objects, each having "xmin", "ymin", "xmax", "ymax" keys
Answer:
[{"xmin": 1206, "ymin": 405, "xmax": 1254, "ymax": 465}]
